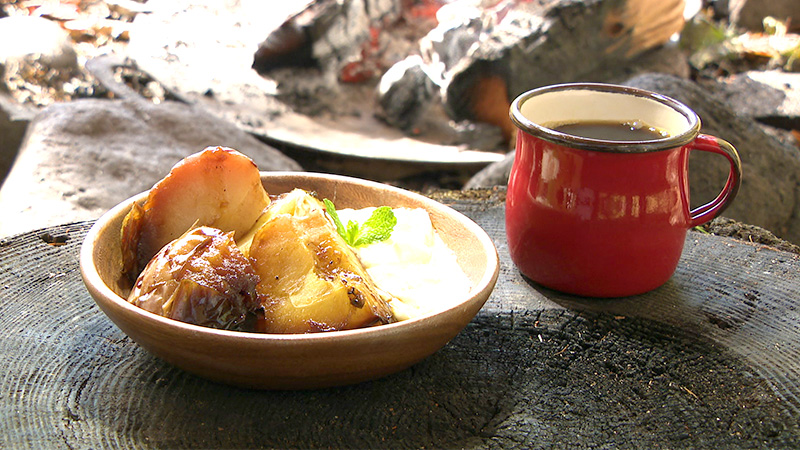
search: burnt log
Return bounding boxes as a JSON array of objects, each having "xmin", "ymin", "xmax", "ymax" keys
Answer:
[
  {"xmin": 252, "ymin": 0, "xmax": 403, "ymax": 77},
  {"xmin": 252, "ymin": 20, "xmax": 316, "ymax": 72},
  {"xmin": 376, "ymin": 55, "xmax": 437, "ymax": 130},
  {"xmin": 438, "ymin": 0, "xmax": 686, "ymax": 142}
]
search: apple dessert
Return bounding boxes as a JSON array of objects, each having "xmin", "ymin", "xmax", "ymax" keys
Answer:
[{"xmin": 121, "ymin": 146, "xmax": 468, "ymax": 334}]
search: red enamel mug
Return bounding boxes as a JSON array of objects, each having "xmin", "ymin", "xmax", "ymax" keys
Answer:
[{"xmin": 506, "ymin": 83, "xmax": 742, "ymax": 297}]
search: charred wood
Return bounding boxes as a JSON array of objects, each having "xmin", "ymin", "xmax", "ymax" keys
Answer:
[
  {"xmin": 376, "ymin": 55, "xmax": 437, "ymax": 130},
  {"xmin": 377, "ymin": 0, "xmax": 685, "ymax": 143},
  {"xmin": 252, "ymin": 0, "xmax": 403, "ymax": 76},
  {"xmin": 442, "ymin": 0, "xmax": 686, "ymax": 142},
  {"xmin": 253, "ymin": 21, "xmax": 316, "ymax": 73}
]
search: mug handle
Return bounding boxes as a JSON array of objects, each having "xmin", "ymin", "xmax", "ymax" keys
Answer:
[{"xmin": 687, "ymin": 134, "xmax": 742, "ymax": 228}]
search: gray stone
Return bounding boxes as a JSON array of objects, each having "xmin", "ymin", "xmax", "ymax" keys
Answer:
[
  {"xmin": 729, "ymin": 0, "xmax": 800, "ymax": 31},
  {"xmin": 463, "ymin": 150, "xmax": 514, "ymax": 190},
  {"xmin": 624, "ymin": 73, "xmax": 800, "ymax": 242},
  {"xmin": 0, "ymin": 99, "xmax": 302, "ymax": 238},
  {"xmin": 465, "ymin": 73, "xmax": 800, "ymax": 243},
  {"xmin": 710, "ymin": 70, "xmax": 800, "ymax": 130},
  {"xmin": 0, "ymin": 16, "xmax": 77, "ymax": 70},
  {"xmin": 0, "ymin": 93, "xmax": 36, "ymax": 182}
]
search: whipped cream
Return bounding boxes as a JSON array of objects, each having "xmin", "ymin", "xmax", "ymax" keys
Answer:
[{"xmin": 337, "ymin": 207, "xmax": 471, "ymax": 320}]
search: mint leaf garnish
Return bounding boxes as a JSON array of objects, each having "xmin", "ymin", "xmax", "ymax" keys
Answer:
[
  {"xmin": 323, "ymin": 199, "xmax": 396, "ymax": 247},
  {"xmin": 323, "ymin": 199, "xmax": 346, "ymax": 238},
  {"xmin": 353, "ymin": 206, "xmax": 396, "ymax": 246},
  {"xmin": 346, "ymin": 219, "xmax": 360, "ymax": 244}
]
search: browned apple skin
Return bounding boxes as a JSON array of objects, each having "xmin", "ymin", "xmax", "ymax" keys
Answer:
[
  {"xmin": 121, "ymin": 146, "xmax": 270, "ymax": 278},
  {"xmin": 128, "ymin": 226, "xmax": 262, "ymax": 331},
  {"xmin": 247, "ymin": 190, "xmax": 395, "ymax": 334}
]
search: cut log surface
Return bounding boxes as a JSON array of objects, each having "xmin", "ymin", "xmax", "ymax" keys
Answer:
[{"xmin": 2, "ymin": 191, "xmax": 800, "ymax": 448}]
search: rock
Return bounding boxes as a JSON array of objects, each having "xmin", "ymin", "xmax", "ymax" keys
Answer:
[
  {"xmin": 0, "ymin": 93, "xmax": 36, "ymax": 182},
  {"xmin": 0, "ymin": 16, "xmax": 77, "ymax": 70},
  {"xmin": 728, "ymin": 0, "xmax": 800, "ymax": 32},
  {"xmin": 710, "ymin": 70, "xmax": 800, "ymax": 130},
  {"xmin": 464, "ymin": 73, "xmax": 800, "ymax": 243},
  {"xmin": 463, "ymin": 150, "xmax": 514, "ymax": 190},
  {"xmin": 625, "ymin": 73, "xmax": 800, "ymax": 242},
  {"xmin": 0, "ymin": 99, "xmax": 302, "ymax": 238}
]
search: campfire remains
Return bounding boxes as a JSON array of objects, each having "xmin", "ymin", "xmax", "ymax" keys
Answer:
[
  {"xmin": 2, "ymin": 0, "xmax": 800, "ymax": 244},
  {"xmin": 253, "ymin": 0, "xmax": 687, "ymax": 147}
]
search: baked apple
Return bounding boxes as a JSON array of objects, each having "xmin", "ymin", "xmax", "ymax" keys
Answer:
[
  {"xmin": 121, "ymin": 146, "xmax": 270, "ymax": 278},
  {"xmin": 247, "ymin": 189, "xmax": 395, "ymax": 333},
  {"xmin": 127, "ymin": 226, "xmax": 261, "ymax": 331}
]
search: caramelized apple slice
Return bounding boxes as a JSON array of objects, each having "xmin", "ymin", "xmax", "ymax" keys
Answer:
[
  {"xmin": 128, "ymin": 226, "xmax": 261, "ymax": 331},
  {"xmin": 121, "ymin": 146, "xmax": 270, "ymax": 278},
  {"xmin": 248, "ymin": 190, "xmax": 395, "ymax": 333}
]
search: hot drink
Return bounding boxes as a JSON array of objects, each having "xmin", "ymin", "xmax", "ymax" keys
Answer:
[
  {"xmin": 507, "ymin": 83, "xmax": 742, "ymax": 297},
  {"xmin": 552, "ymin": 120, "xmax": 668, "ymax": 141}
]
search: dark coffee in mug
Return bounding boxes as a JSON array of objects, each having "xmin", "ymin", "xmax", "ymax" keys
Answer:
[{"xmin": 552, "ymin": 120, "xmax": 669, "ymax": 141}]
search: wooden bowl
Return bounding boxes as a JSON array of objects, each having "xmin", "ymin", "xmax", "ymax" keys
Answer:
[{"xmin": 80, "ymin": 172, "xmax": 499, "ymax": 389}]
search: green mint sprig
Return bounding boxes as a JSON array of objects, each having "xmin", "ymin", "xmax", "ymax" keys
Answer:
[{"xmin": 323, "ymin": 199, "xmax": 396, "ymax": 247}]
